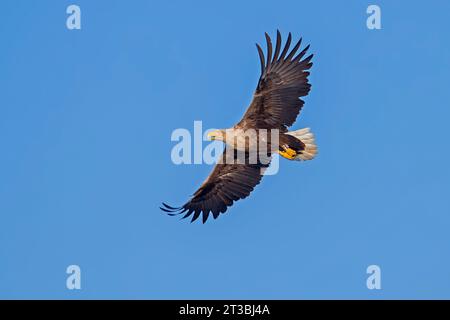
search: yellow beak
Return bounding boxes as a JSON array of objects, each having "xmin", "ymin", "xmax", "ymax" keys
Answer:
[
  {"xmin": 207, "ymin": 131, "xmax": 219, "ymax": 141},
  {"xmin": 207, "ymin": 131, "xmax": 215, "ymax": 141}
]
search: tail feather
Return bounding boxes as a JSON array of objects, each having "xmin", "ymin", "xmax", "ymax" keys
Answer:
[{"xmin": 286, "ymin": 128, "xmax": 318, "ymax": 161}]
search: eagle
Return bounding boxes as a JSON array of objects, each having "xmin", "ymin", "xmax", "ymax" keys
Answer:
[{"xmin": 161, "ymin": 31, "xmax": 317, "ymax": 223}]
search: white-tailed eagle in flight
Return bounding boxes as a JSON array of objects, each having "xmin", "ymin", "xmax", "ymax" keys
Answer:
[{"xmin": 161, "ymin": 31, "xmax": 317, "ymax": 223}]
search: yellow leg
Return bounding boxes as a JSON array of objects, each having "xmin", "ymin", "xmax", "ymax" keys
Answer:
[
  {"xmin": 278, "ymin": 149, "xmax": 296, "ymax": 160},
  {"xmin": 284, "ymin": 147, "xmax": 297, "ymax": 157}
]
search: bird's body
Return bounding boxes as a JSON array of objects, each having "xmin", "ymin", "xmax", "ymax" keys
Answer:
[
  {"xmin": 161, "ymin": 31, "xmax": 317, "ymax": 223},
  {"xmin": 208, "ymin": 127, "xmax": 315, "ymax": 160}
]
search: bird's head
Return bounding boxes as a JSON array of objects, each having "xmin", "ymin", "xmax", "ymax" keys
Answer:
[{"xmin": 207, "ymin": 129, "xmax": 226, "ymax": 142}]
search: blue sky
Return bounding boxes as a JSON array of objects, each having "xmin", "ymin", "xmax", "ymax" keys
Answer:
[{"xmin": 1, "ymin": 0, "xmax": 450, "ymax": 299}]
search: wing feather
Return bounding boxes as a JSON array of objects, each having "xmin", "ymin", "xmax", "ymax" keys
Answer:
[
  {"xmin": 256, "ymin": 44, "xmax": 265, "ymax": 75},
  {"xmin": 265, "ymin": 33, "xmax": 273, "ymax": 70},
  {"xmin": 279, "ymin": 32, "xmax": 292, "ymax": 61},
  {"xmin": 272, "ymin": 30, "xmax": 282, "ymax": 64},
  {"xmin": 161, "ymin": 149, "xmax": 269, "ymax": 223},
  {"xmin": 236, "ymin": 31, "xmax": 313, "ymax": 131}
]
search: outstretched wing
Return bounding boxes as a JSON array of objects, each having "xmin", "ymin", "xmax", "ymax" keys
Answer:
[
  {"xmin": 161, "ymin": 150, "xmax": 269, "ymax": 223},
  {"xmin": 236, "ymin": 30, "xmax": 313, "ymax": 131}
]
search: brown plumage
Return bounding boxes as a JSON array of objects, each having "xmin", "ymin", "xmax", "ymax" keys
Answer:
[
  {"xmin": 237, "ymin": 32, "xmax": 313, "ymax": 131},
  {"xmin": 161, "ymin": 31, "xmax": 315, "ymax": 223}
]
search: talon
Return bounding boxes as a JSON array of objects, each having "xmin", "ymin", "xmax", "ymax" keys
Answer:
[
  {"xmin": 285, "ymin": 148, "xmax": 296, "ymax": 157},
  {"xmin": 278, "ymin": 150, "xmax": 296, "ymax": 160},
  {"xmin": 281, "ymin": 145, "xmax": 297, "ymax": 157}
]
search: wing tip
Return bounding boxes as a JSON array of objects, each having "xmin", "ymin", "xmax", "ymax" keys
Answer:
[
  {"xmin": 161, "ymin": 198, "xmax": 225, "ymax": 224},
  {"xmin": 160, "ymin": 202, "xmax": 183, "ymax": 214},
  {"xmin": 255, "ymin": 43, "xmax": 266, "ymax": 75}
]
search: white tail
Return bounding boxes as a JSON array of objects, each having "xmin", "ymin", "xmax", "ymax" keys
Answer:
[{"xmin": 286, "ymin": 127, "xmax": 318, "ymax": 161}]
